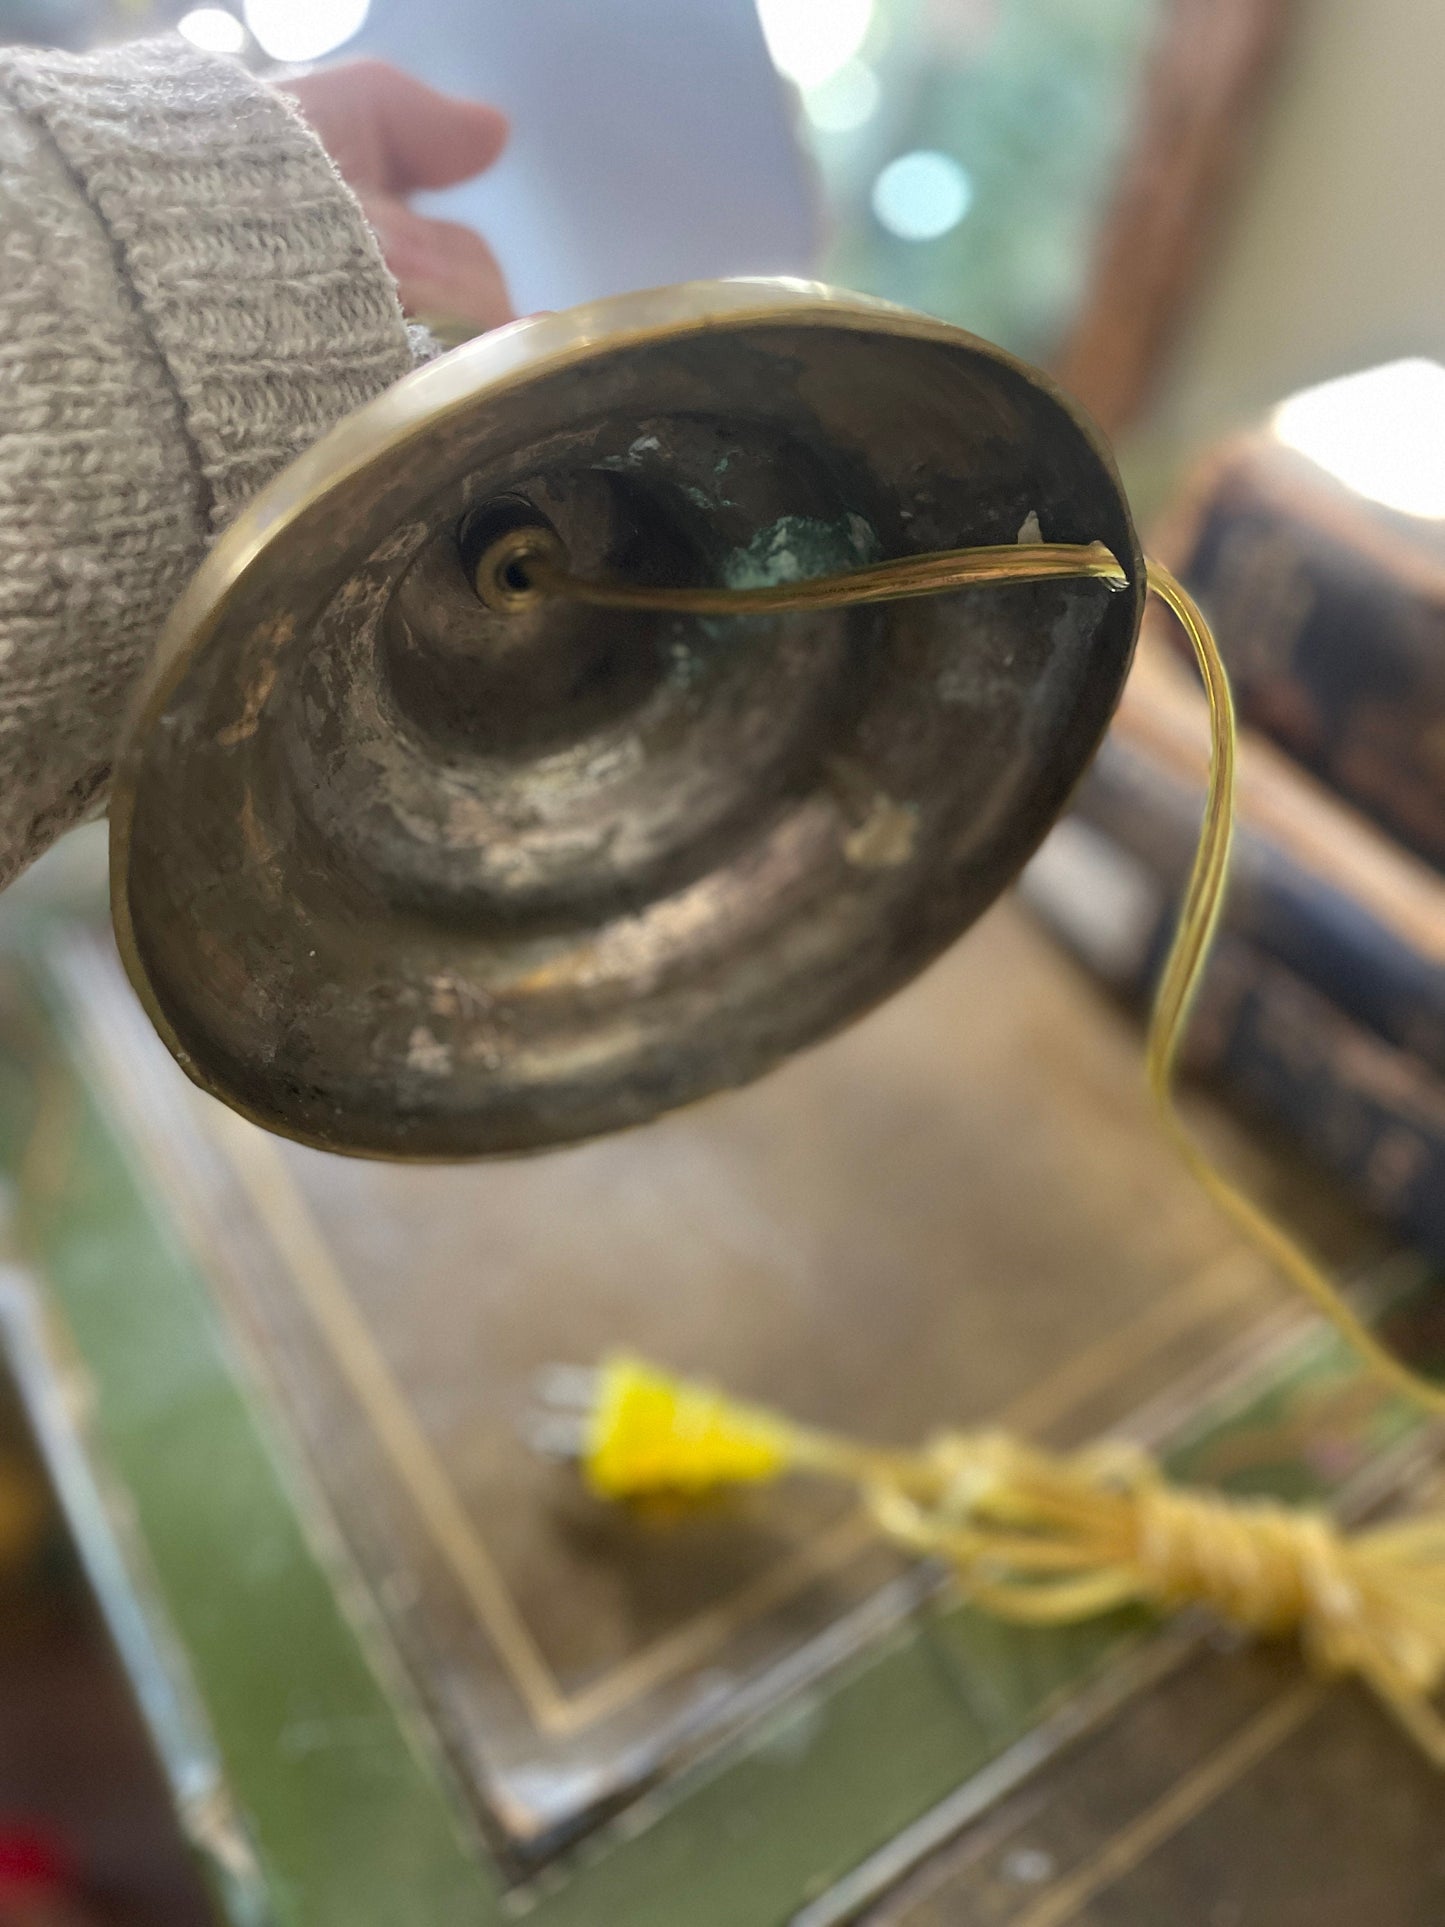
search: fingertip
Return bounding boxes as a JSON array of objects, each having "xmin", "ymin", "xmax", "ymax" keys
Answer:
[
  {"xmin": 452, "ymin": 98, "xmax": 510, "ymax": 177},
  {"xmin": 375, "ymin": 67, "xmax": 510, "ymax": 188},
  {"xmin": 373, "ymin": 203, "xmax": 514, "ymax": 331}
]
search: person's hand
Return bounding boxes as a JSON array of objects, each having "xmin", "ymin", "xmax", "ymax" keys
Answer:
[{"xmin": 284, "ymin": 60, "xmax": 512, "ymax": 332}]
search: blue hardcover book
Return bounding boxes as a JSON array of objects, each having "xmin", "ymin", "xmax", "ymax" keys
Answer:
[
  {"xmin": 1163, "ymin": 369, "xmax": 1445, "ymax": 870},
  {"xmin": 1049, "ymin": 644, "xmax": 1445, "ymax": 1075},
  {"xmin": 1022, "ymin": 817, "xmax": 1445, "ymax": 1264},
  {"xmin": 1078, "ymin": 733, "xmax": 1445, "ymax": 1073},
  {"xmin": 1020, "ymin": 645, "xmax": 1445, "ymax": 1262}
]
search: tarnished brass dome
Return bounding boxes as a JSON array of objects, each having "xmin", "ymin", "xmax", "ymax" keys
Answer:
[{"xmin": 110, "ymin": 279, "xmax": 1143, "ymax": 1159}]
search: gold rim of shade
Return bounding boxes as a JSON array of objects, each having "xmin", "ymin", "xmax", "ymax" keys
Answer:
[{"xmin": 108, "ymin": 276, "xmax": 1141, "ymax": 1159}]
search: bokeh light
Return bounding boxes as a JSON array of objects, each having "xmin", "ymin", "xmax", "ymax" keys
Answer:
[
  {"xmin": 241, "ymin": 0, "xmax": 371, "ymax": 63},
  {"xmin": 756, "ymin": 0, "xmax": 874, "ymax": 91},
  {"xmin": 805, "ymin": 60, "xmax": 881, "ymax": 135},
  {"xmin": 176, "ymin": 7, "xmax": 246, "ymax": 54},
  {"xmin": 1273, "ymin": 360, "xmax": 1445, "ymax": 519},
  {"xmin": 871, "ymin": 150, "xmax": 974, "ymax": 242}
]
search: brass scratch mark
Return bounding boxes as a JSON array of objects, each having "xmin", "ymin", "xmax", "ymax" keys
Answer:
[{"xmin": 216, "ymin": 615, "xmax": 293, "ymax": 747}]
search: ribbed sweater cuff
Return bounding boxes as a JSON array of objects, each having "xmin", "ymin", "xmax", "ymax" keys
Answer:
[{"xmin": 0, "ymin": 38, "xmax": 415, "ymax": 531}]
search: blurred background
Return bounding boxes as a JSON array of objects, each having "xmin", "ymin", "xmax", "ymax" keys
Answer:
[
  {"xmin": 1, "ymin": 2, "xmax": 1444, "ymax": 1922},
  {"xmin": 10, "ymin": 0, "xmax": 1444, "ymax": 500}
]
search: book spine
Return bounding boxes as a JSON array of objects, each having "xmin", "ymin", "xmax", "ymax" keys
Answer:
[
  {"xmin": 1190, "ymin": 940, "xmax": 1445, "ymax": 1265},
  {"xmin": 1021, "ymin": 826, "xmax": 1445, "ymax": 1266},
  {"xmin": 1073, "ymin": 733, "xmax": 1445, "ymax": 1076},
  {"xmin": 1182, "ymin": 476, "xmax": 1445, "ymax": 870}
]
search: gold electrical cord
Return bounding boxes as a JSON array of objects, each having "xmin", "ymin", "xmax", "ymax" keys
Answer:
[
  {"xmin": 1143, "ymin": 562, "xmax": 1445, "ymax": 1423},
  {"xmin": 514, "ymin": 537, "xmax": 1443, "ymax": 1420},
  {"xmin": 528, "ymin": 539, "xmax": 1129, "ymax": 613},
  {"xmin": 514, "ymin": 537, "xmax": 1445, "ymax": 1763}
]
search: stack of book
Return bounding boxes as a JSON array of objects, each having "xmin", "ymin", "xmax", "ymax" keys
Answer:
[{"xmin": 1023, "ymin": 370, "xmax": 1445, "ymax": 1264}]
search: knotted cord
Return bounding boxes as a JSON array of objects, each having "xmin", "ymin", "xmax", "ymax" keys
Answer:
[{"xmin": 581, "ymin": 1355, "xmax": 1445, "ymax": 1765}]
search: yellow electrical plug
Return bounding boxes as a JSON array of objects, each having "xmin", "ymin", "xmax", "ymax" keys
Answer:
[{"xmin": 583, "ymin": 1354, "xmax": 798, "ymax": 1500}]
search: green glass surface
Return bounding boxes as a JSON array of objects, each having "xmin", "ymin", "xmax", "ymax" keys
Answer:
[
  {"xmin": 0, "ymin": 910, "xmax": 1431, "ymax": 1926},
  {"xmin": 0, "ymin": 994, "xmax": 499, "ymax": 1926}
]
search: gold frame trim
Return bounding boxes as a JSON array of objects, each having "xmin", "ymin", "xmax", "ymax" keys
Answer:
[
  {"xmin": 1005, "ymin": 1681, "xmax": 1323, "ymax": 1927},
  {"xmin": 207, "ymin": 1104, "xmax": 1272, "ymax": 1740}
]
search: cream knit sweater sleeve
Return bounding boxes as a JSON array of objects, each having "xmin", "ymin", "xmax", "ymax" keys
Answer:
[{"xmin": 0, "ymin": 37, "xmax": 418, "ymax": 888}]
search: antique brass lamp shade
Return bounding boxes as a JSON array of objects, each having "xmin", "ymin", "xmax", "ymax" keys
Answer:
[{"xmin": 110, "ymin": 280, "xmax": 1144, "ymax": 1159}]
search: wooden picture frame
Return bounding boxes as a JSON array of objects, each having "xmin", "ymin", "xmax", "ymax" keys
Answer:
[{"xmin": 1053, "ymin": 0, "xmax": 1296, "ymax": 436}]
